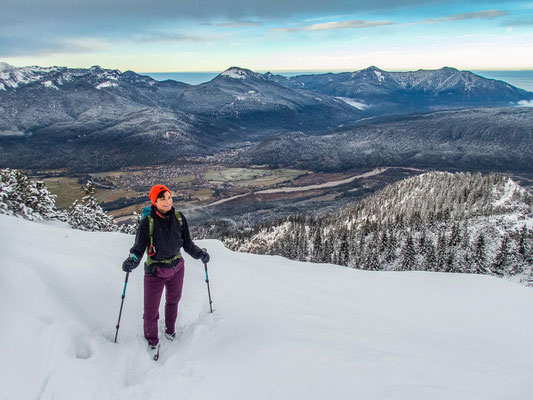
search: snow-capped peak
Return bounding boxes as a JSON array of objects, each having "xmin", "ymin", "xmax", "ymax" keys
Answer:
[
  {"xmin": 0, "ymin": 63, "xmax": 126, "ymax": 91},
  {"xmin": 351, "ymin": 66, "xmax": 389, "ymax": 83},
  {"xmin": 0, "ymin": 63, "xmax": 62, "ymax": 90},
  {"xmin": 219, "ymin": 67, "xmax": 263, "ymax": 80},
  {"xmin": 0, "ymin": 62, "xmax": 14, "ymax": 72}
]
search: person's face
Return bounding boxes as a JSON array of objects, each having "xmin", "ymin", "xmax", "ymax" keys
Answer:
[{"xmin": 155, "ymin": 191, "xmax": 172, "ymax": 213}]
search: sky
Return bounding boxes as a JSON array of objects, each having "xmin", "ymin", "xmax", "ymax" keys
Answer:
[{"xmin": 1, "ymin": 0, "xmax": 532, "ymax": 72}]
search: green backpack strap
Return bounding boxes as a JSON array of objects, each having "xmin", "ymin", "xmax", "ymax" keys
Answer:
[
  {"xmin": 147, "ymin": 215, "xmax": 155, "ymax": 256},
  {"xmin": 174, "ymin": 210, "xmax": 183, "ymax": 229}
]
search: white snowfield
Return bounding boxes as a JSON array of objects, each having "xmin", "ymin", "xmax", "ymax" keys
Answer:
[{"xmin": 1, "ymin": 213, "xmax": 532, "ymax": 400}]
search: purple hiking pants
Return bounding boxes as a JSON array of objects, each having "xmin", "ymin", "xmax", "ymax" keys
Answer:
[{"xmin": 144, "ymin": 258, "xmax": 185, "ymax": 346}]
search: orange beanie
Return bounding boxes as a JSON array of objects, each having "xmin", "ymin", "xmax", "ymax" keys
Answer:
[{"xmin": 149, "ymin": 185, "xmax": 172, "ymax": 205}]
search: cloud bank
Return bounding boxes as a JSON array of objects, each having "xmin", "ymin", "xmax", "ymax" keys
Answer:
[
  {"xmin": 420, "ymin": 9, "xmax": 509, "ymax": 24},
  {"xmin": 274, "ymin": 19, "xmax": 394, "ymax": 32}
]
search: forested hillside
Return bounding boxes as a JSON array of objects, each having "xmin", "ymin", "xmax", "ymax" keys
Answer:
[{"xmin": 225, "ymin": 172, "xmax": 533, "ymax": 284}]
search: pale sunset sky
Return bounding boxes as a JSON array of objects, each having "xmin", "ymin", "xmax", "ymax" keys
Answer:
[{"xmin": 1, "ymin": 0, "xmax": 532, "ymax": 72}]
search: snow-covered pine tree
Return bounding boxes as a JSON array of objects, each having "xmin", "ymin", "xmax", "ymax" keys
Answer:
[
  {"xmin": 364, "ymin": 246, "xmax": 380, "ymax": 271},
  {"xmin": 385, "ymin": 227, "xmax": 397, "ymax": 264},
  {"xmin": 423, "ymin": 240, "xmax": 437, "ymax": 271},
  {"xmin": 492, "ymin": 235, "xmax": 511, "ymax": 277},
  {"xmin": 323, "ymin": 237, "xmax": 334, "ymax": 264},
  {"xmin": 337, "ymin": 228, "xmax": 349, "ymax": 266},
  {"xmin": 311, "ymin": 225, "xmax": 323, "ymax": 263},
  {"xmin": 472, "ymin": 233, "xmax": 488, "ymax": 274},
  {"xmin": 399, "ymin": 234, "xmax": 416, "ymax": 271},
  {"xmin": 0, "ymin": 168, "xmax": 62, "ymax": 221},
  {"xmin": 518, "ymin": 225, "xmax": 529, "ymax": 262},
  {"xmin": 69, "ymin": 181, "xmax": 116, "ymax": 232},
  {"xmin": 436, "ymin": 231, "xmax": 447, "ymax": 272},
  {"xmin": 445, "ymin": 251, "xmax": 457, "ymax": 273},
  {"xmin": 449, "ymin": 223, "xmax": 461, "ymax": 247},
  {"xmin": 118, "ymin": 211, "xmax": 141, "ymax": 235}
]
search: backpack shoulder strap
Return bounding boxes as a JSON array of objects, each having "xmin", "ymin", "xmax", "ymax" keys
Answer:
[
  {"xmin": 147, "ymin": 215, "xmax": 155, "ymax": 254},
  {"xmin": 174, "ymin": 210, "xmax": 183, "ymax": 229},
  {"xmin": 146, "ymin": 211, "xmax": 183, "ymax": 256}
]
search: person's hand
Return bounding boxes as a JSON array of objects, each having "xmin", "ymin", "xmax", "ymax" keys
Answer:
[
  {"xmin": 200, "ymin": 249, "xmax": 210, "ymax": 264},
  {"xmin": 122, "ymin": 253, "xmax": 139, "ymax": 272}
]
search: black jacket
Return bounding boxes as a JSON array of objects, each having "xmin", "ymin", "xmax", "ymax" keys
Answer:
[{"xmin": 130, "ymin": 206, "xmax": 204, "ymax": 273}]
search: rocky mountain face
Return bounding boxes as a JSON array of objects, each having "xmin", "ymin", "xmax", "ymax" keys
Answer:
[
  {"xmin": 0, "ymin": 63, "xmax": 208, "ymax": 170},
  {"xmin": 172, "ymin": 67, "xmax": 362, "ymax": 135},
  {"xmin": 235, "ymin": 107, "xmax": 533, "ymax": 173},
  {"xmin": 265, "ymin": 66, "xmax": 533, "ymax": 115}
]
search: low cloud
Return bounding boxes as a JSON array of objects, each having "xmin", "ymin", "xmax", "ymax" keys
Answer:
[
  {"xmin": 517, "ymin": 100, "xmax": 533, "ymax": 108},
  {"xmin": 0, "ymin": 130, "xmax": 25, "ymax": 137},
  {"xmin": 502, "ymin": 18, "xmax": 533, "ymax": 27},
  {"xmin": 137, "ymin": 33, "xmax": 209, "ymax": 43},
  {"xmin": 420, "ymin": 9, "xmax": 508, "ymax": 24},
  {"xmin": 274, "ymin": 19, "xmax": 394, "ymax": 32},
  {"xmin": 204, "ymin": 20, "xmax": 262, "ymax": 28},
  {"xmin": 0, "ymin": 36, "xmax": 102, "ymax": 57}
]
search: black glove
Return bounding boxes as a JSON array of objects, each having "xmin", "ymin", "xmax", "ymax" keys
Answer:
[
  {"xmin": 200, "ymin": 250, "xmax": 210, "ymax": 264},
  {"xmin": 122, "ymin": 253, "xmax": 140, "ymax": 272}
]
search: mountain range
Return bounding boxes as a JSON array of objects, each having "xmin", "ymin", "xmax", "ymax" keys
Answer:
[
  {"xmin": 266, "ymin": 66, "xmax": 533, "ymax": 114},
  {"xmin": 0, "ymin": 62, "xmax": 532, "ymax": 171}
]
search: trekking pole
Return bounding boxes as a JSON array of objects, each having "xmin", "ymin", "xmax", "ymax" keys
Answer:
[
  {"xmin": 114, "ymin": 272, "xmax": 130, "ymax": 343},
  {"xmin": 202, "ymin": 248, "xmax": 214, "ymax": 313}
]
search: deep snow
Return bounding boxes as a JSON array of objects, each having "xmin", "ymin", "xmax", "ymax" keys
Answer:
[{"xmin": 1, "ymin": 213, "xmax": 532, "ymax": 400}]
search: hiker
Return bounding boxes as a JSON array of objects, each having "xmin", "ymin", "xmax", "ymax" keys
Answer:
[{"xmin": 121, "ymin": 184, "xmax": 210, "ymax": 351}]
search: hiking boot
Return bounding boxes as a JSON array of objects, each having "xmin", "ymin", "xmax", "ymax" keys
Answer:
[
  {"xmin": 148, "ymin": 343, "xmax": 160, "ymax": 361},
  {"xmin": 165, "ymin": 332, "xmax": 176, "ymax": 341}
]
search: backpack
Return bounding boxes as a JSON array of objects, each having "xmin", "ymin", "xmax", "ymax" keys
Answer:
[{"xmin": 141, "ymin": 206, "xmax": 184, "ymax": 266}]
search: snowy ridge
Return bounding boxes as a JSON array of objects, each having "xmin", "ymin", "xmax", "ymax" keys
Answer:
[
  {"xmin": 2, "ymin": 213, "xmax": 533, "ymax": 399},
  {"xmin": 0, "ymin": 62, "xmax": 125, "ymax": 90},
  {"xmin": 492, "ymin": 178, "xmax": 528, "ymax": 209},
  {"xmin": 42, "ymin": 80, "xmax": 59, "ymax": 90},
  {"xmin": 235, "ymin": 221, "xmax": 292, "ymax": 253},
  {"xmin": 0, "ymin": 62, "xmax": 62, "ymax": 90},
  {"xmin": 264, "ymin": 66, "xmax": 533, "ymax": 113},
  {"xmin": 96, "ymin": 81, "xmax": 119, "ymax": 89},
  {"xmin": 388, "ymin": 68, "xmax": 512, "ymax": 92},
  {"xmin": 219, "ymin": 66, "xmax": 265, "ymax": 81}
]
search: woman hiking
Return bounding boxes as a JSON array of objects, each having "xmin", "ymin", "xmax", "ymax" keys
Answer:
[{"xmin": 121, "ymin": 184, "xmax": 210, "ymax": 357}]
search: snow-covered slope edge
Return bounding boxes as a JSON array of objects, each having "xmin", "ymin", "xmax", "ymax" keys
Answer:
[{"xmin": 1, "ymin": 213, "xmax": 532, "ymax": 400}]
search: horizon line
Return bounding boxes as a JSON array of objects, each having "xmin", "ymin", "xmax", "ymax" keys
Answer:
[{"xmin": 143, "ymin": 68, "xmax": 533, "ymax": 74}]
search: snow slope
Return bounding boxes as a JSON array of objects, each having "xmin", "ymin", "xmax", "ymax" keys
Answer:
[{"xmin": 1, "ymin": 213, "xmax": 532, "ymax": 400}]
